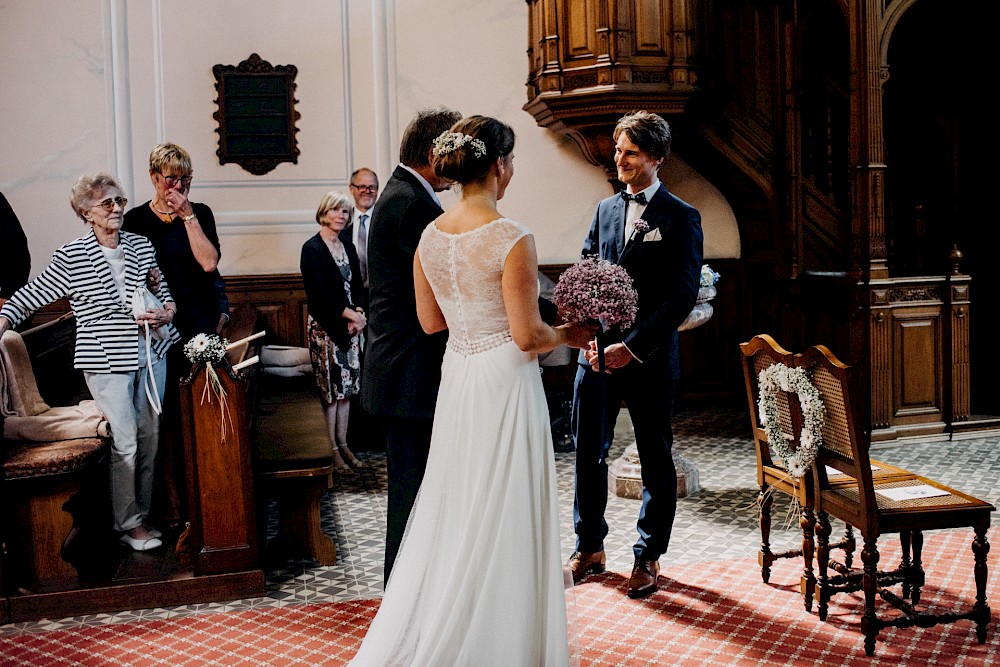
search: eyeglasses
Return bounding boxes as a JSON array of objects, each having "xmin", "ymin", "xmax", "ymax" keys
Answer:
[
  {"xmin": 92, "ymin": 196, "xmax": 128, "ymax": 212},
  {"xmin": 350, "ymin": 184, "xmax": 378, "ymax": 193},
  {"xmin": 160, "ymin": 173, "xmax": 193, "ymax": 188}
]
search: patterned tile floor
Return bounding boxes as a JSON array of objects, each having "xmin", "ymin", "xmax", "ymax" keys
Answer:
[{"xmin": 4, "ymin": 407, "xmax": 1000, "ymax": 635}]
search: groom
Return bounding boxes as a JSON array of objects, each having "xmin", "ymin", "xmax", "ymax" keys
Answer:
[{"xmin": 568, "ymin": 111, "xmax": 703, "ymax": 598}]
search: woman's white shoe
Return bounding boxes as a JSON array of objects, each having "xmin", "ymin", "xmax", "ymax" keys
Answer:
[{"xmin": 120, "ymin": 534, "xmax": 162, "ymax": 551}]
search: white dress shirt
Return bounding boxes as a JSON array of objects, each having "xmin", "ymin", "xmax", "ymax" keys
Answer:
[
  {"xmin": 400, "ymin": 164, "xmax": 442, "ymax": 208},
  {"xmin": 623, "ymin": 179, "xmax": 661, "ymax": 244}
]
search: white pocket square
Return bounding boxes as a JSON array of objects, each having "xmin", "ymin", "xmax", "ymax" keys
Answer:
[{"xmin": 643, "ymin": 228, "xmax": 662, "ymax": 242}]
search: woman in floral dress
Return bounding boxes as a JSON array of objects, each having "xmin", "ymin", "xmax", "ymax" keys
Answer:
[{"xmin": 300, "ymin": 191, "xmax": 368, "ymax": 472}]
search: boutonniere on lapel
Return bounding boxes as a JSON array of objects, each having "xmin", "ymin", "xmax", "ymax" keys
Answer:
[{"xmin": 629, "ymin": 218, "xmax": 661, "ymax": 244}]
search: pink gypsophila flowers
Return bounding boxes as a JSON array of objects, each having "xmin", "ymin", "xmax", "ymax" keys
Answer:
[{"xmin": 553, "ymin": 255, "xmax": 638, "ymax": 329}]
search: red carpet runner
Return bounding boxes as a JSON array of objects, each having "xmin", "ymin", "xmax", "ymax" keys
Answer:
[{"xmin": 3, "ymin": 528, "xmax": 998, "ymax": 666}]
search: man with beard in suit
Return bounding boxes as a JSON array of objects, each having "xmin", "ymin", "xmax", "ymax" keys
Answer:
[
  {"xmin": 361, "ymin": 106, "xmax": 462, "ymax": 584},
  {"xmin": 567, "ymin": 111, "xmax": 703, "ymax": 599}
]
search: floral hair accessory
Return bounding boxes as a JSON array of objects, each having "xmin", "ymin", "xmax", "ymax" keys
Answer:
[
  {"xmin": 553, "ymin": 255, "xmax": 638, "ymax": 329},
  {"xmin": 432, "ymin": 131, "xmax": 487, "ymax": 158}
]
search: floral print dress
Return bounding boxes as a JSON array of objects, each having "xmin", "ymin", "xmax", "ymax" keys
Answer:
[{"xmin": 308, "ymin": 241, "xmax": 363, "ymax": 404}]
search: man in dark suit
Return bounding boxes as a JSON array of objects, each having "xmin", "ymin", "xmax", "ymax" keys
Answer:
[
  {"xmin": 341, "ymin": 167, "xmax": 379, "ymax": 299},
  {"xmin": 361, "ymin": 106, "xmax": 463, "ymax": 583},
  {"xmin": 0, "ymin": 192, "xmax": 30, "ymax": 305},
  {"xmin": 340, "ymin": 167, "xmax": 381, "ymax": 453},
  {"xmin": 567, "ymin": 111, "xmax": 704, "ymax": 598}
]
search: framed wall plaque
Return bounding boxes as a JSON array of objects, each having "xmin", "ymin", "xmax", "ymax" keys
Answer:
[{"xmin": 213, "ymin": 53, "xmax": 300, "ymax": 175}]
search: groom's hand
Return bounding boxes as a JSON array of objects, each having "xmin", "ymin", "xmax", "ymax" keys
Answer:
[{"xmin": 586, "ymin": 342, "xmax": 634, "ymax": 372}]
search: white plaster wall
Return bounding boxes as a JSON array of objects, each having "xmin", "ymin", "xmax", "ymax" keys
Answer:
[{"xmin": 1, "ymin": 0, "xmax": 739, "ymax": 280}]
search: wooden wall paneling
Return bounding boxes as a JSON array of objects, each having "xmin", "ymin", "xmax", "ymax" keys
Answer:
[
  {"xmin": 224, "ymin": 274, "xmax": 308, "ymax": 348},
  {"xmin": 678, "ymin": 258, "xmax": 745, "ymax": 405},
  {"xmin": 892, "ymin": 306, "xmax": 942, "ymax": 420},
  {"xmin": 565, "ymin": 0, "xmax": 595, "ymax": 58}
]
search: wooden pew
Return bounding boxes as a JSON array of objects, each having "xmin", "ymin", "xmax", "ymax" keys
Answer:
[
  {"xmin": 251, "ymin": 372, "xmax": 336, "ymax": 566},
  {"xmin": 202, "ymin": 302, "xmax": 336, "ymax": 567},
  {"xmin": 0, "ymin": 313, "xmax": 108, "ymax": 605},
  {"xmin": 179, "ymin": 304, "xmax": 263, "ymax": 576},
  {"xmin": 2, "ymin": 307, "xmax": 266, "ymax": 624}
]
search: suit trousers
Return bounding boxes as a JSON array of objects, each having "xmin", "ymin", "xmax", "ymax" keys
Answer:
[
  {"xmin": 84, "ymin": 339, "xmax": 167, "ymax": 533},
  {"xmin": 383, "ymin": 415, "xmax": 433, "ymax": 585},
  {"xmin": 572, "ymin": 361, "xmax": 677, "ymax": 560}
]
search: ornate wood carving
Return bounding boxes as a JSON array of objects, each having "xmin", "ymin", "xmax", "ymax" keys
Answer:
[
  {"xmin": 213, "ymin": 53, "xmax": 300, "ymax": 176},
  {"xmin": 524, "ymin": 0, "xmax": 698, "ymax": 175}
]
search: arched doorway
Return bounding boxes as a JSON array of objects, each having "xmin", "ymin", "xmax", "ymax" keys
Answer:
[{"xmin": 883, "ymin": 0, "xmax": 1000, "ymax": 417}]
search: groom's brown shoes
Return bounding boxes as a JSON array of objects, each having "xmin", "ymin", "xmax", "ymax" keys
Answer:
[
  {"xmin": 567, "ymin": 550, "xmax": 606, "ymax": 583},
  {"xmin": 627, "ymin": 558, "xmax": 660, "ymax": 598}
]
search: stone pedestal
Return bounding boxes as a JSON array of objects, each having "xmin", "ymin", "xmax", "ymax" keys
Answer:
[
  {"xmin": 608, "ymin": 279, "xmax": 716, "ymax": 500},
  {"xmin": 608, "ymin": 443, "xmax": 701, "ymax": 499}
]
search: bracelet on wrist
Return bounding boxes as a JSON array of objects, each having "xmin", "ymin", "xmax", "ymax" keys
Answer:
[{"xmin": 182, "ymin": 213, "xmax": 197, "ymax": 222}]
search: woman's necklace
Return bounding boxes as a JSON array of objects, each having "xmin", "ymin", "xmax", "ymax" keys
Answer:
[{"xmin": 151, "ymin": 201, "xmax": 173, "ymax": 221}]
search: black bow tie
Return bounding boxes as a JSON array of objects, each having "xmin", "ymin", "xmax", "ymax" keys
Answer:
[{"xmin": 620, "ymin": 191, "xmax": 647, "ymax": 205}]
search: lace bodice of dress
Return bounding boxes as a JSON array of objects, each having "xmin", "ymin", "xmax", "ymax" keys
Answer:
[{"xmin": 417, "ymin": 218, "xmax": 530, "ymax": 355}]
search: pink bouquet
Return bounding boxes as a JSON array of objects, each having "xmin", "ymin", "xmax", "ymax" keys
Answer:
[{"xmin": 553, "ymin": 255, "xmax": 638, "ymax": 329}]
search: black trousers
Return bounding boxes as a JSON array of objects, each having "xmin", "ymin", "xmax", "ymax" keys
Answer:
[
  {"xmin": 383, "ymin": 415, "xmax": 433, "ymax": 585},
  {"xmin": 572, "ymin": 362, "xmax": 677, "ymax": 560}
]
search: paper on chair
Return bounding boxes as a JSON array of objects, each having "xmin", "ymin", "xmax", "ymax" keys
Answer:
[
  {"xmin": 876, "ymin": 484, "xmax": 951, "ymax": 502},
  {"xmin": 825, "ymin": 464, "xmax": 880, "ymax": 477}
]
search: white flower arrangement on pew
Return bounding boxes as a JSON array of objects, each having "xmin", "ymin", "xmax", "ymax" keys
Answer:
[
  {"xmin": 757, "ymin": 363, "xmax": 825, "ymax": 479},
  {"xmin": 183, "ymin": 331, "xmax": 264, "ymax": 442}
]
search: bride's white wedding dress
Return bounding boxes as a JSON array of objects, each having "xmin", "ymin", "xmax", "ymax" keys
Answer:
[{"xmin": 349, "ymin": 218, "xmax": 571, "ymax": 666}]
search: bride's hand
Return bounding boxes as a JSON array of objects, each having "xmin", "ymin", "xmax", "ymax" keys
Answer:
[{"xmin": 559, "ymin": 320, "xmax": 599, "ymax": 349}]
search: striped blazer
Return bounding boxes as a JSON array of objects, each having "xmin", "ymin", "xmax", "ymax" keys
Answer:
[{"xmin": 0, "ymin": 229, "xmax": 180, "ymax": 372}]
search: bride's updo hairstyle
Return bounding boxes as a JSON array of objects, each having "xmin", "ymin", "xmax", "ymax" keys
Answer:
[{"xmin": 432, "ymin": 115, "xmax": 515, "ymax": 185}]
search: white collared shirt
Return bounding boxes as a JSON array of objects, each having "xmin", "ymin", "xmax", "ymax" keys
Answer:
[
  {"xmin": 623, "ymin": 179, "xmax": 661, "ymax": 244},
  {"xmin": 399, "ymin": 164, "xmax": 442, "ymax": 208}
]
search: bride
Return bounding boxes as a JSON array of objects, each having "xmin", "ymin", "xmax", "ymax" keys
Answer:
[{"xmin": 348, "ymin": 115, "xmax": 595, "ymax": 666}]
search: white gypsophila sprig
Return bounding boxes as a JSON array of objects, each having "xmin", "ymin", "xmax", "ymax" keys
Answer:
[
  {"xmin": 757, "ymin": 363, "xmax": 825, "ymax": 479},
  {"xmin": 432, "ymin": 131, "xmax": 486, "ymax": 158}
]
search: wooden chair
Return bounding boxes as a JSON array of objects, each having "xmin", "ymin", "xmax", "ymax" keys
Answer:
[
  {"xmin": 806, "ymin": 344, "xmax": 994, "ymax": 656},
  {"xmin": 740, "ymin": 334, "xmax": 824, "ymax": 608},
  {"xmin": 739, "ymin": 334, "xmax": 911, "ymax": 611}
]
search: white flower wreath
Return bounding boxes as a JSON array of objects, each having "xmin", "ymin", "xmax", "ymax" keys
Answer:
[{"xmin": 757, "ymin": 363, "xmax": 825, "ymax": 479}]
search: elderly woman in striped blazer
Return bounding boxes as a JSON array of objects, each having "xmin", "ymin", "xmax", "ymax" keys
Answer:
[{"xmin": 0, "ymin": 172, "xmax": 180, "ymax": 552}]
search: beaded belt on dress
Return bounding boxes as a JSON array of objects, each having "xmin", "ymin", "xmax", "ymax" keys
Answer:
[{"xmin": 447, "ymin": 331, "xmax": 513, "ymax": 356}]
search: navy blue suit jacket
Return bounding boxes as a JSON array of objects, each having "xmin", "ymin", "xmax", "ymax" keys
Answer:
[{"xmin": 579, "ymin": 183, "xmax": 703, "ymax": 379}]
